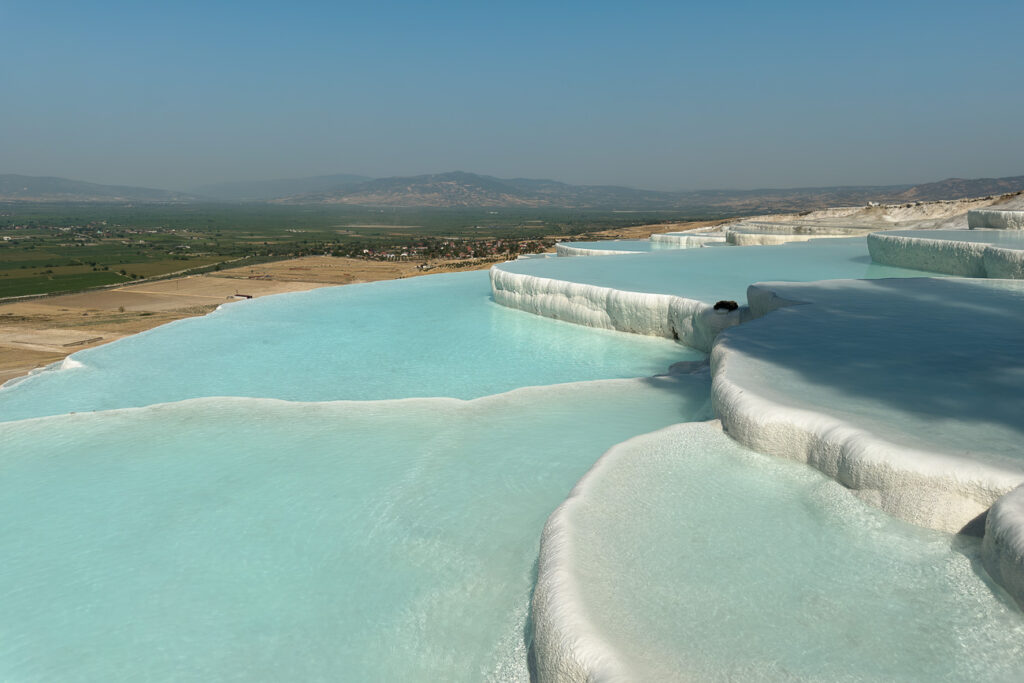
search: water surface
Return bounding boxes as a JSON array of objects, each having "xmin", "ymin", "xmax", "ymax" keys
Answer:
[
  {"xmin": 0, "ymin": 271, "xmax": 696, "ymax": 421},
  {"xmin": 0, "ymin": 375, "xmax": 713, "ymax": 681},
  {"xmin": 559, "ymin": 239, "xmax": 679, "ymax": 253},
  {"xmin": 497, "ymin": 238, "xmax": 942, "ymax": 304},
  {"xmin": 545, "ymin": 422, "xmax": 1024, "ymax": 681}
]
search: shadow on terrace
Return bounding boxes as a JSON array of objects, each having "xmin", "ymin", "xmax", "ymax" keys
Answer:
[{"xmin": 719, "ymin": 277, "xmax": 1024, "ymax": 468}]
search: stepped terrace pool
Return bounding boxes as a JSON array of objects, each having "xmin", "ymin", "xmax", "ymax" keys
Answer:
[
  {"xmin": 712, "ymin": 277, "xmax": 1024, "ymax": 533},
  {"xmin": 555, "ymin": 239, "xmax": 683, "ymax": 255},
  {"xmin": 533, "ymin": 421, "xmax": 1024, "ymax": 681},
  {"xmin": 491, "ymin": 237, "xmax": 945, "ymax": 351},
  {"xmin": 498, "ymin": 237, "xmax": 939, "ymax": 307},
  {"xmin": 0, "ymin": 375, "xmax": 712, "ymax": 681},
  {"xmin": 0, "ymin": 271, "xmax": 696, "ymax": 422},
  {"xmin": 1, "ymin": 252, "xmax": 1021, "ymax": 681},
  {"xmin": 869, "ymin": 229, "xmax": 1024, "ymax": 278}
]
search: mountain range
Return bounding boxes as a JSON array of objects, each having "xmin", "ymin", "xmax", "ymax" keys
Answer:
[
  {"xmin": 2, "ymin": 171, "xmax": 1022, "ymax": 211},
  {"xmin": 0, "ymin": 175, "xmax": 193, "ymax": 203},
  {"xmin": 275, "ymin": 171, "xmax": 682, "ymax": 209}
]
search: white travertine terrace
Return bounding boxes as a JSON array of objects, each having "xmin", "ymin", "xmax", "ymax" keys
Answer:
[
  {"xmin": 491, "ymin": 239, "xmax": 939, "ymax": 350},
  {"xmin": 729, "ymin": 221, "xmax": 871, "ymax": 235},
  {"xmin": 725, "ymin": 231, "xmax": 818, "ymax": 246},
  {"xmin": 725, "ymin": 221, "xmax": 872, "ymax": 246},
  {"xmin": 488, "ymin": 266, "xmax": 744, "ymax": 352},
  {"xmin": 867, "ymin": 230, "xmax": 1024, "ymax": 278},
  {"xmin": 983, "ymin": 485, "xmax": 1024, "ymax": 609},
  {"xmin": 969, "ymin": 209, "xmax": 1024, "ymax": 230},
  {"xmin": 532, "ymin": 420, "xmax": 1024, "ymax": 682},
  {"xmin": 649, "ymin": 232, "xmax": 727, "ymax": 248},
  {"xmin": 494, "ymin": 243, "xmax": 1024, "ymax": 610},
  {"xmin": 714, "ymin": 277, "xmax": 1024, "ymax": 608},
  {"xmin": 712, "ymin": 278, "xmax": 1024, "ymax": 534},
  {"xmin": 867, "ymin": 231, "xmax": 988, "ymax": 276},
  {"xmin": 555, "ymin": 243, "xmax": 636, "ymax": 256}
]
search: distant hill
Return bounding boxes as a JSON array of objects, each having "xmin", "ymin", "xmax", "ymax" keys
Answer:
[
  {"xmin": 5, "ymin": 171, "xmax": 1023, "ymax": 211},
  {"xmin": 190, "ymin": 173, "xmax": 373, "ymax": 201},
  {"xmin": 276, "ymin": 171, "xmax": 915, "ymax": 211},
  {"xmin": 279, "ymin": 171, "xmax": 685, "ymax": 209},
  {"xmin": 0, "ymin": 174, "xmax": 193, "ymax": 202},
  {"xmin": 279, "ymin": 171, "xmax": 1024, "ymax": 210},
  {"xmin": 896, "ymin": 176, "xmax": 1024, "ymax": 202}
]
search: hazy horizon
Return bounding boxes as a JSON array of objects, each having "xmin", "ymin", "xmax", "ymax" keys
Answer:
[
  {"xmin": 8, "ymin": 168, "xmax": 1024, "ymax": 198},
  {"xmin": 3, "ymin": 0, "xmax": 1022, "ymax": 193}
]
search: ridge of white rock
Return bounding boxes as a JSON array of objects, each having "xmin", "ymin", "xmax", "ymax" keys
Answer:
[
  {"xmin": 867, "ymin": 230, "xmax": 1024, "ymax": 278},
  {"xmin": 491, "ymin": 239, "xmax": 940, "ymax": 350},
  {"xmin": 555, "ymin": 243, "xmax": 637, "ymax": 256},
  {"xmin": 717, "ymin": 192, "xmax": 1024, "ymax": 234},
  {"xmin": 490, "ymin": 266, "xmax": 675, "ymax": 337},
  {"xmin": 532, "ymin": 419, "xmax": 1024, "ymax": 682},
  {"xmin": 729, "ymin": 221, "xmax": 872, "ymax": 235},
  {"xmin": 649, "ymin": 232, "xmax": 726, "ymax": 248},
  {"xmin": 489, "ymin": 266, "xmax": 745, "ymax": 351},
  {"xmin": 969, "ymin": 209, "xmax": 1024, "ymax": 230},
  {"xmin": 983, "ymin": 485, "xmax": 1024, "ymax": 609},
  {"xmin": 867, "ymin": 231, "xmax": 988, "ymax": 276},
  {"xmin": 530, "ymin": 444, "xmax": 634, "ymax": 683},
  {"xmin": 711, "ymin": 277, "xmax": 1024, "ymax": 534},
  {"xmin": 726, "ymin": 231, "xmax": 819, "ymax": 246},
  {"xmin": 724, "ymin": 221, "xmax": 873, "ymax": 246}
]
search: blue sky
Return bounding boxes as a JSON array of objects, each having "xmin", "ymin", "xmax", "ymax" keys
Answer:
[{"xmin": 2, "ymin": 0, "xmax": 1022, "ymax": 191}]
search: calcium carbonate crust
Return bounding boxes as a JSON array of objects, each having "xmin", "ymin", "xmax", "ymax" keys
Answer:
[
  {"xmin": 867, "ymin": 231, "xmax": 1024, "ymax": 278},
  {"xmin": 649, "ymin": 233, "xmax": 726, "ymax": 248},
  {"xmin": 532, "ymin": 424, "xmax": 706, "ymax": 683},
  {"xmin": 489, "ymin": 266, "xmax": 745, "ymax": 352},
  {"xmin": 968, "ymin": 209, "xmax": 1024, "ymax": 230},
  {"xmin": 494, "ymin": 260, "xmax": 1024, "ymax": 614},
  {"xmin": 711, "ymin": 283, "xmax": 1024, "ymax": 536},
  {"xmin": 725, "ymin": 231, "xmax": 819, "ymax": 246},
  {"xmin": 730, "ymin": 221, "xmax": 870, "ymax": 235},
  {"xmin": 983, "ymin": 485, "xmax": 1024, "ymax": 609},
  {"xmin": 555, "ymin": 244, "xmax": 637, "ymax": 257}
]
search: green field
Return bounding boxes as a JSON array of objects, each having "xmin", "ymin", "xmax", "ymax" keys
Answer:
[
  {"xmin": 0, "ymin": 271, "xmax": 128, "ymax": 298},
  {"xmin": 0, "ymin": 202, "xmax": 729, "ymax": 298}
]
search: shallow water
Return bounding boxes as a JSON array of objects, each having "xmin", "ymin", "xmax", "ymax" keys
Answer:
[
  {"xmin": 0, "ymin": 376, "xmax": 713, "ymax": 681},
  {"xmin": 0, "ymin": 270, "xmax": 697, "ymax": 421},
  {"xmin": 3, "ymin": 261, "xmax": 1020, "ymax": 682},
  {"xmin": 544, "ymin": 422, "xmax": 1024, "ymax": 681},
  {"xmin": 497, "ymin": 237, "xmax": 942, "ymax": 304},
  {"xmin": 559, "ymin": 239, "xmax": 680, "ymax": 252},
  {"xmin": 717, "ymin": 277, "xmax": 1024, "ymax": 467}
]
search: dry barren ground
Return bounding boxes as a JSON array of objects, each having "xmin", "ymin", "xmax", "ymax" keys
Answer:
[
  {"xmin": 0, "ymin": 255, "xmax": 496, "ymax": 384},
  {"xmin": 10, "ymin": 193, "xmax": 997, "ymax": 386}
]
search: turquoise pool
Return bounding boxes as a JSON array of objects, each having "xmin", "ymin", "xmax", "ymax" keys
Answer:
[
  {"xmin": 535, "ymin": 422, "xmax": 1024, "ymax": 681},
  {"xmin": 558, "ymin": 239, "xmax": 680, "ymax": 253},
  {"xmin": 1, "ymin": 259, "xmax": 1019, "ymax": 681},
  {"xmin": 0, "ymin": 271, "xmax": 696, "ymax": 421},
  {"xmin": 0, "ymin": 377, "xmax": 712, "ymax": 681},
  {"xmin": 499, "ymin": 237, "xmax": 941, "ymax": 305}
]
